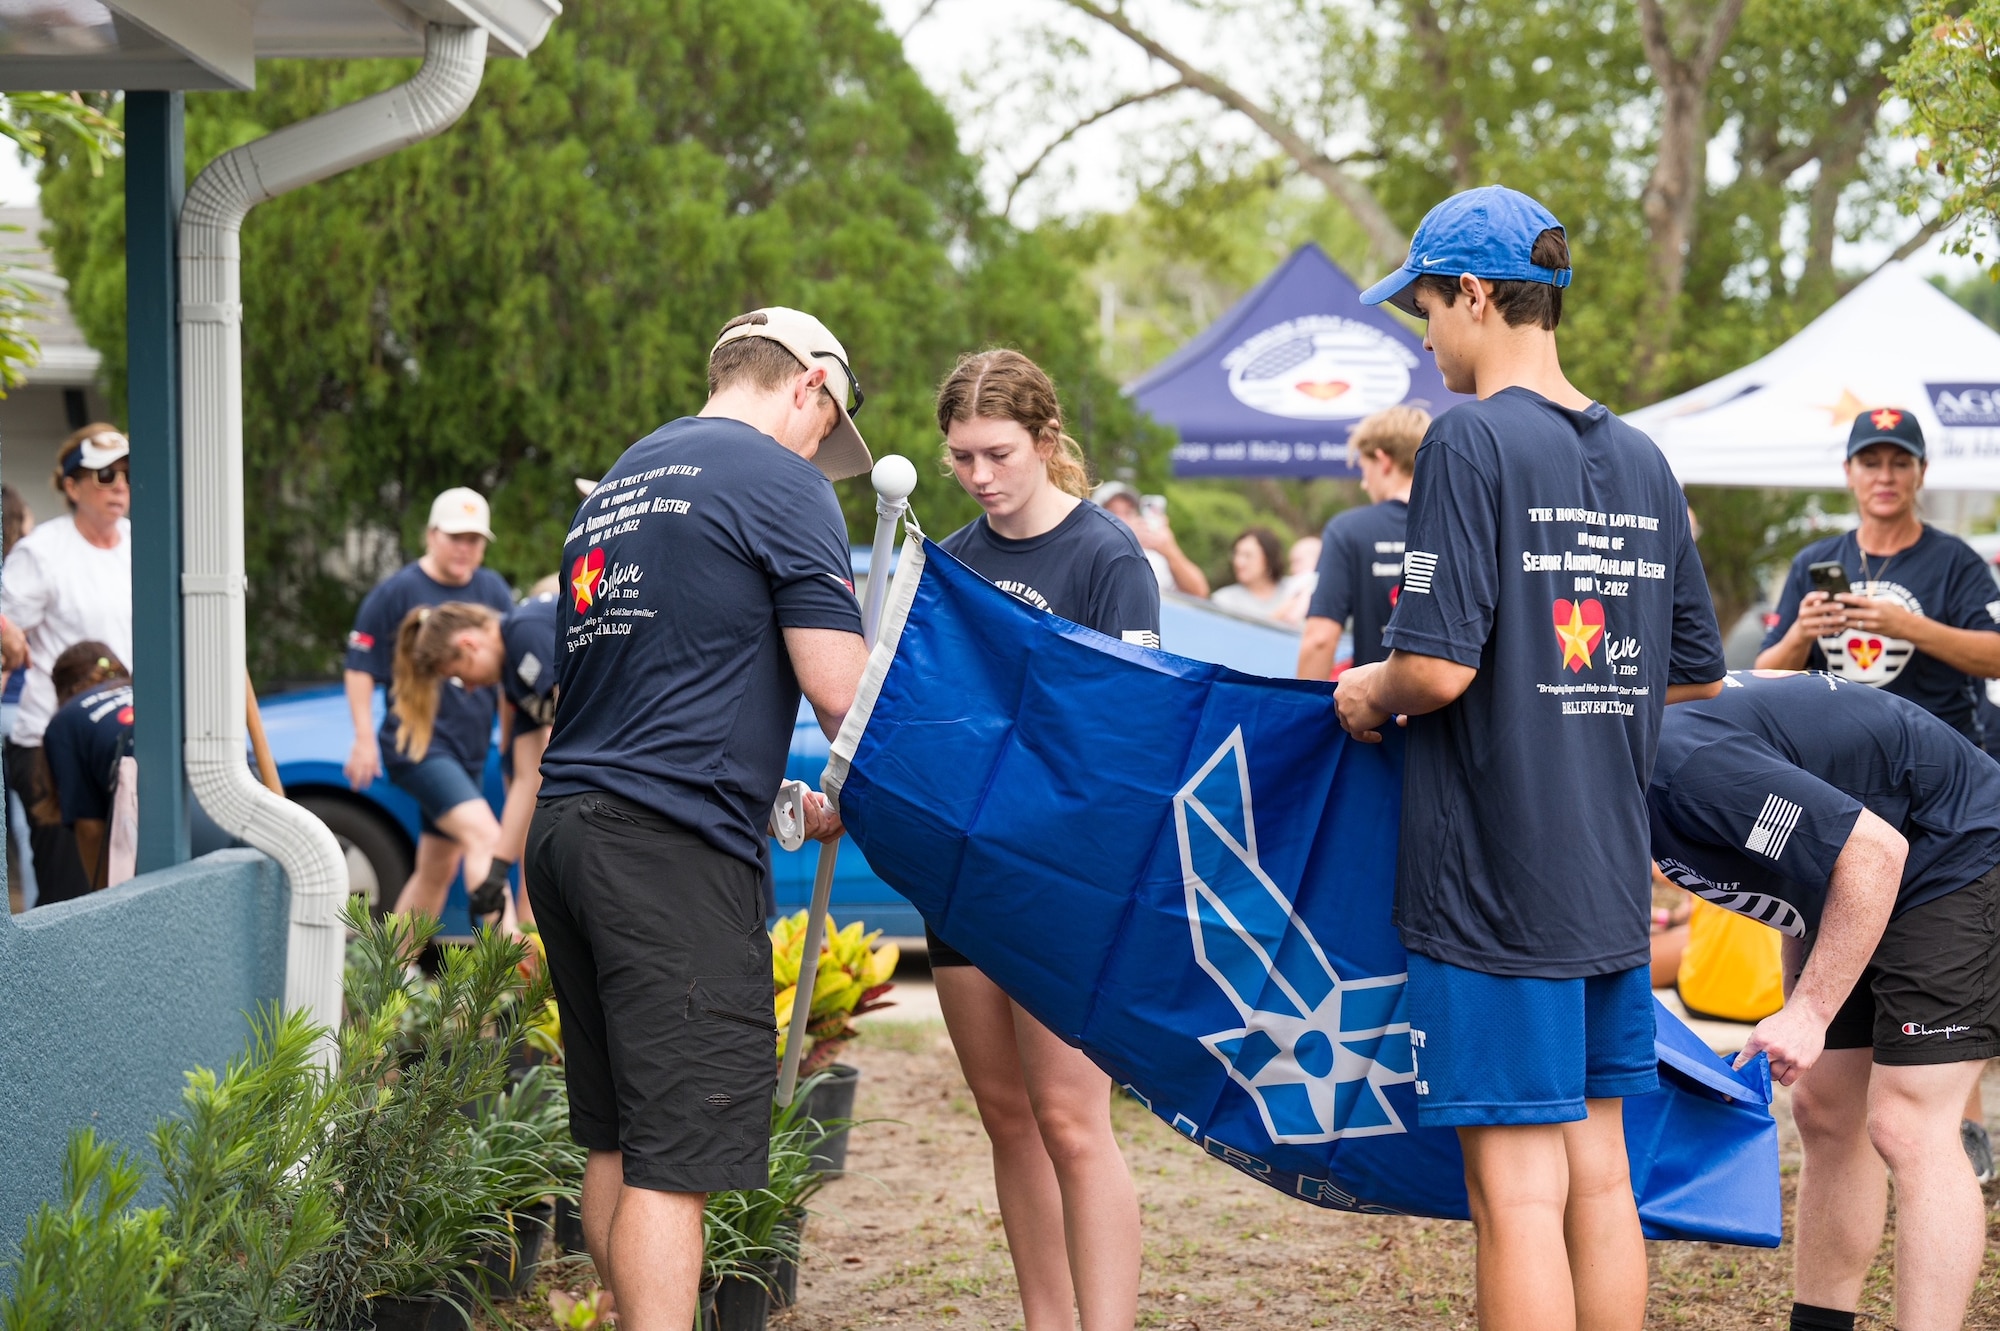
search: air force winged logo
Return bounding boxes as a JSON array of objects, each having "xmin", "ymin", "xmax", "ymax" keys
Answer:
[{"xmin": 1175, "ymin": 730, "xmax": 1415, "ymax": 1144}]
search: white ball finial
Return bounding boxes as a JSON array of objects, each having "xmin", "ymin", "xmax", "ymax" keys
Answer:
[{"xmin": 872, "ymin": 453, "xmax": 919, "ymax": 501}]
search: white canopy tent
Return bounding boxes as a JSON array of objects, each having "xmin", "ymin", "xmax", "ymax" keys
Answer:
[{"xmin": 1628, "ymin": 264, "xmax": 2000, "ymax": 494}]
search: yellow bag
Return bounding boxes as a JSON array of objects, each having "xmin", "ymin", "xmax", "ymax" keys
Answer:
[{"xmin": 1675, "ymin": 897, "xmax": 1785, "ymax": 1023}]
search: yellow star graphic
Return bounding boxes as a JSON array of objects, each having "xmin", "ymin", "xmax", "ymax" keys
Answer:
[
  {"xmin": 572, "ymin": 563, "xmax": 599, "ymax": 610},
  {"xmin": 1555, "ymin": 601, "xmax": 1599, "ymax": 672},
  {"xmin": 1815, "ymin": 387, "xmax": 1871, "ymax": 428}
]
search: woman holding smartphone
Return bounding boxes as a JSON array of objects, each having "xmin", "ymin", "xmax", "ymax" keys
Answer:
[{"xmin": 932, "ymin": 348, "xmax": 1156, "ymax": 1331}]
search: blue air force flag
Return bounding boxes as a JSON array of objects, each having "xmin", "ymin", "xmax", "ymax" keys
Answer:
[{"xmin": 825, "ymin": 526, "xmax": 1782, "ymax": 1247}]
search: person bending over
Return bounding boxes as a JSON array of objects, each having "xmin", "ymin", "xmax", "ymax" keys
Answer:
[
  {"xmin": 388, "ymin": 589, "xmax": 559, "ymax": 929},
  {"xmin": 1649, "ymin": 670, "xmax": 1998, "ymax": 1331},
  {"xmin": 934, "ymin": 348, "xmax": 1155, "ymax": 1331},
  {"xmin": 343, "ymin": 488, "xmax": 514, "ymax": 923},
  {"xmin": 1335, "ymin": 187, "xmax": 1724, "ymax": 1331},
  {"xmin": 1298, "ymin": 405, "xmax": 1430, "ymax": 680},
  {"xmin": 37, "ymin": 641, "xmax": 132, "ymax": 893}
]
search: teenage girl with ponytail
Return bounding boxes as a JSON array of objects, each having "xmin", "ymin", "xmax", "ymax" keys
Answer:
[
  {"xmin": 932, "ymin": 348, "xmax": 1157, "ymax": 1331},
  {"xmin": 389, "ymin": 590, "xmax": 560, "ymax": 927}
]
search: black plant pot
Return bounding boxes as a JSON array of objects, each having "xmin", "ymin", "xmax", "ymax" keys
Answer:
[
  {"xmin": 713, "ymin": 1273, "xmax": 771, "ymax": 1331},
  {"xmin": 553, "ymin": 1194, "xmax": 589, "ymax": 1255},
  {"xmin": 802, "ymin": 1062, "xmax": 859, "ymax": 1172},
  {"xmin": 695, "ymin": 1281, "xmax": 721, "ymax": 1331},
  {"xmin": 467, "ymin": 1201, "xmax": 553, "ymax": 1299},
  {"xmin": 770, "ymin": 1214, "xmax": 802, "ymax": 1308},
  {"xmin": 358, "ymin": 1293, "xmax": 452, "ymax": 1331}
]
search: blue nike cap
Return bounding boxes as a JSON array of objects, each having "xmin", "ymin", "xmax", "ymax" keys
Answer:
[{"xmin": 1359, "ymin": 185, "xmax": 1572, "ymax": 317}]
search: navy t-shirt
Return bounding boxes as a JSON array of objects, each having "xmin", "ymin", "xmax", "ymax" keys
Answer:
[
  {"xmin": 1378, "ymin": 388, "xmax": 1725, "ymax": 978},
  {"xmin": 1652, "ymin": 671, "xmax": 2000, "ymax": 935},
  {"xmin": 1307, "ymin": 499, "xmax": 1407, "ymax": 669},
  {"xmin": 940, "ymin": 502, "xmax": 1161, "ymax": 645},
  {"xmin": 44, "ymin": 681, "xmax": 132, "ymax": 825},
  {"xmin": 346, "ymin": 561, "xmax": 514, "ymax": 775},
  {"xmin": 502, "ymin": 593, "xmax": 559, "ymax": 730},
  {"xmin": 1762, "ymin": 528, "xmax": 2000, "ymax": 739},
  {"xmin": 539, "ymin": 416, "xmax": 863, "ymax": 867}
]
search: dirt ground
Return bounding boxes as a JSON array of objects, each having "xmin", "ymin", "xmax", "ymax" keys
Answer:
[{"xmin": 502, "ymin": 1016, "xmax": 2000, "ymax": 1330}]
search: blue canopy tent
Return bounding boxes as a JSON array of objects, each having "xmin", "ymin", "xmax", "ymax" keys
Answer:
[{"xmin": 1132, "ymin": 243, "xmax": 1467, "ymax": 478}]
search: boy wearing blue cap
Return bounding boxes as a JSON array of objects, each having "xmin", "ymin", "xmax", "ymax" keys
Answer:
[{"xmin": 1335, "ymin": 186, "xmax": 1726, "ymax": 1331}]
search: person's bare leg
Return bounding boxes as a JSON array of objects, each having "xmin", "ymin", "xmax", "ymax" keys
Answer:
[
  {"xmin": 581, "ymin": 1148, "xmax": 622, "ymax": 1307},
  {"xmin": 1791, "ymin": 1048, "xmax": 1884, "ymax": 1313},
  {"xmin": 1868, "ymin": 1059, "xmax": 1988, "ymax": 1331},
  {"xmin": 935, "ymin": 965, "xmax": 1076, "ymax": 1330},
  {"xmin": 432, "ymin": 797, "xmax": 501, "ymax": 908},
  {"xmin": 1560, "ymin": 1100, "xmax": 1647, "ymax": 1331},
  {"xmin": 392, "ymin": 832, "xmax": 461, "ymax": 920},
  {"xmin": 606, "ymin": 1183, "xmax": 705, "ymax": 1331},
  {"xmin": 1013, "ymin": 1004, "xmax": 1141, "ymax": 1331},
  {"xmin": 1459, "ymin": 1122, "xmax": 1576, "ymax": 1331}
]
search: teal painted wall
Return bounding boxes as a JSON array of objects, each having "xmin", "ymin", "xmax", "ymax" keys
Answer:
[{"xmin": 0, "ymin": 849, "xmax": 287, "ymax": 1260}]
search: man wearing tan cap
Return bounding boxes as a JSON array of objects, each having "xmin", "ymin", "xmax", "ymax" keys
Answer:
[
  {"xmin": 341, "ymin": 486, "xmax": 514, "ymax": 921},
  {"xmin": 528, "ymin": 308, "xmax": 870, "ymax": 1329}
]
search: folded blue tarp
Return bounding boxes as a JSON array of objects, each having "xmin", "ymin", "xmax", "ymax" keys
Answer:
[{"xmin": 826, "ymin": 528, "xmax": 1782, "ymax": 1246}]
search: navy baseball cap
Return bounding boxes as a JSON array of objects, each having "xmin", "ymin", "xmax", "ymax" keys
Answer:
[
  {"xmin": 1846, "ymin": 405, "xmax": 1926, "ymax": 462},
  {"xmin": 1359, "ymin": 186, "xmax": 1572, "ymax": 316}
]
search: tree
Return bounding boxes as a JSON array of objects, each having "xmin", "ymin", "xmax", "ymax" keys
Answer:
[
  {"xmin": 0, "ymin": 91, "xmax": 117, "ymax": 392},
  {"xmin": 1893, "ymin": 1, "xmax": 2000, "ymax": 277},
  {"xmin": 40, "ymin": 0, "xmax": 1167, "ymax": 682}
]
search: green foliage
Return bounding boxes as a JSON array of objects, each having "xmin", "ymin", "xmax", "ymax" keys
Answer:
[
  {"xmin": 0, "ymin": 92, "xmax": 118, "ymax": 394},
  {"xmin": 303, "ymin": 904, "xmax": 541, "ymax": 1321},
  {"xmin": 150, "ymin": 1008, "xmax": 341, "ymax": 1330},
  {"xmin": 3, "ymin": 1132, "xmax": 170, "ymax": 1331},
  {"xmin": 703, "ymin": 1073, "xmax": 851, "ymax": 1289},
  {"xmin": 39, "ymin": 0, "xmax": 1167, "ymax": 683},
  {"xmin": 1894, "ymin": 3, "xmax": 2000, "ymax": 276},
  {"xmin": 468, "ymin": 1063, "xmax": 584, "ymax": 1216}
]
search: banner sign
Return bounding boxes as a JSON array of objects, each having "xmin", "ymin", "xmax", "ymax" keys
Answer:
[{"xmin": 827, "ymin": 530, "xmax": 1783, "ymax": 1246}]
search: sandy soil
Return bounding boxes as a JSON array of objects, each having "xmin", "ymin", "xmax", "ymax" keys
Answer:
[{"xmin": 762, "ymin": 1018, "xmax": 2000, "ymax": 1331}]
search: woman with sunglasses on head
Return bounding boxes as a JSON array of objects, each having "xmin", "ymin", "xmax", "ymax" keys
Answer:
[
  {"xmin": 931, "ymin": 349, "xmax": 1156, "ymax": 1331},
  {"xmin": 0, "ymin": 425, "xmax": 133, "ymax": 904},
  {"xmin": 387, "ymin": 590, "xmax": 560, "ymax": 930}
]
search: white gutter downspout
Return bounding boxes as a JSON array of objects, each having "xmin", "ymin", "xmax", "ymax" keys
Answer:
[{"xmin": 180, "ymin": 23, "xmax": 490, "ymax": 1033}]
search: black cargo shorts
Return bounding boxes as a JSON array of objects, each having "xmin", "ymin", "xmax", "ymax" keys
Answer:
[{"xmin": 526, "ymin": 790, "xmax": 776, "ymax": 1193}]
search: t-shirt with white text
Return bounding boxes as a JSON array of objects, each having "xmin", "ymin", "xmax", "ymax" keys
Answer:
[
  {"xmin": 538, "ymin": 416, "xmax": 863, "ymax": 868},
  {"xmin": 1651, "ymin": 670, "xmax": 2000, "ymax": 934},
  {"xmin": 43, "ymin": 681, "xmax": 132, "ymax": 826},
  {"xmin": 1, "ymin": 515, "xmax": 131, "ymax": 746},
  {"xmin": 1379, "ymin": 387, "xmax": 1725, "ymax": 978},
  {"xmin": 1761, "ymin": 527, "xmax": 2000, "ymax": 738},
  {"xmin": 1308, "ymin": 499, "xmax": 1407, "ymax": 669},
  {"xmin": 939, "ymin": 502, "xmax": 1162, "ymax": 646}
]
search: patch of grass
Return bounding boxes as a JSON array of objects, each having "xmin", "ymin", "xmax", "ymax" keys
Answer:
[{"xmin": 852, "ymin": 1020, "xmax": 946, "ymax": 1055}]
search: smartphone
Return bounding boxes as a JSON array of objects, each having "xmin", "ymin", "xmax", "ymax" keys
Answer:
[
  {"xmin": 1808, "ymin": 560, "xmax": 1850, "ymax": 600},
  {"xmin": 1139, "ymin": 494, "xmax": 1167, "ymax": 528}
]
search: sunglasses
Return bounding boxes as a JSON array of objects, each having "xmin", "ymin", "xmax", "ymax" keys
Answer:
[
  {"xmin": 813, "ymin": 349, "xmax": 865, "ymax": 418},
  {"xmin": 79, "ymin": 464, "xmax": 130, "ymax": 486}
]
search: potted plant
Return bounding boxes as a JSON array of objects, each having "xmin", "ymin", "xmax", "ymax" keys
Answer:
[
  {"xmin": 771, "ymin": 914, "xmax": 895, "ymax": 1171},
  {"xmin": 463, "ymin": 1063, "xmax": 582, "ymax": 1300},
  {"xmin": 299, "ymin": 903, "xmax": 546, "ymax": 1329}
]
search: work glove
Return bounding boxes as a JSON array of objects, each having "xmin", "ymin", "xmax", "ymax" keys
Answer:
[{"xmin": 468, "ymin": 857, "xmax": 514, "ymax": 920}]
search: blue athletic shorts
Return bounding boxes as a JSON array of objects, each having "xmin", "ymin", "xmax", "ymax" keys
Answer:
[
  {"xmin": 389, "ymin": 750, "xmax": 484, "ymax": 835},
  {"xmin": 1405, "ymin": 954, "xmax": 1657, "ymax": 1128}
]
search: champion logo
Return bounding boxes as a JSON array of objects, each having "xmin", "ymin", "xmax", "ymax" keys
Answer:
[
  {"xmin": 1901, "ymin": 1020, "xmax": 1971, "ymax": 1039},
  {"xmin": 1402, "ymin": 551, "xmax": 1438, "ymax": 595},
  {"xmin": 1745, "ymin": 794, "xmax": 1802, "ymax": 860}
]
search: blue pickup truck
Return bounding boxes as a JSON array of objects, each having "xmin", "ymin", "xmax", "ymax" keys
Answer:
[{"xmin": 260, "ymin": 577, "xmax": 1309, "ymax": 936}]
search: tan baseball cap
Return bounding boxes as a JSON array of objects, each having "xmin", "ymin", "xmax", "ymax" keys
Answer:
[
  {"xmin": 712, "ymin": 307, "xmax": 872, "ymax": 480},
  {"xmin": 428, "ymin": 486, "xmax": 495, "ymax": 540}
]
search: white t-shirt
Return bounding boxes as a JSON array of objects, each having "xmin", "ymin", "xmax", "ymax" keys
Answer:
[
  {"xmin": 1143, "ymin": 548, "xmax": 1173, "ymax": 592},
  {"xmin": 3, "ymin": 514, "xmax": 132, "ymax": 745}
]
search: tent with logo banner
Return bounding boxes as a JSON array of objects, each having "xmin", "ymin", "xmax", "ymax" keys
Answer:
[
  {"xmin": 1627, "ymin": 264, "xmax": 2000, "ymax": 489},
  {"xmin": 1132, "ymin": 243, "xmax": 1471, "ymax": 478}
]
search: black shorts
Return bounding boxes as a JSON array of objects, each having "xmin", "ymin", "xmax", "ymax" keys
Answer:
[
  {"xmin": 1820, "ymin": 860, "xmax": 2000, "ymax": 1065},
  {"xmin": 526, "ymin": 791, "xmax": 776, "ymax": 1192},
  {"xmin": 925, "ymin": 923, "xmax": 972, "ymax": 968}
]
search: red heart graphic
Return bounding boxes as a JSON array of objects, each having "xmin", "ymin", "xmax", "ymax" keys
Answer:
[
  {"xmin": 1846, "ymin": 636, "xmax": 1885, "ymax": 671},
  {"xmin": 570, "ymin": 546, "xmax": 606, "ymax": 615},
  {"xmin": 1552, "ymin": 597, "xmax": 1606, "ymax": 673},
  {"xmin": 1294, "ymin": 380, "xmax": 1352, "ymax": 401}
]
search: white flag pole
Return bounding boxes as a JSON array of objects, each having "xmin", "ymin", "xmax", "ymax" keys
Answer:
[{"xmin": 777, "ymin": 454, "xmax": 918, "ymax": 1106}]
